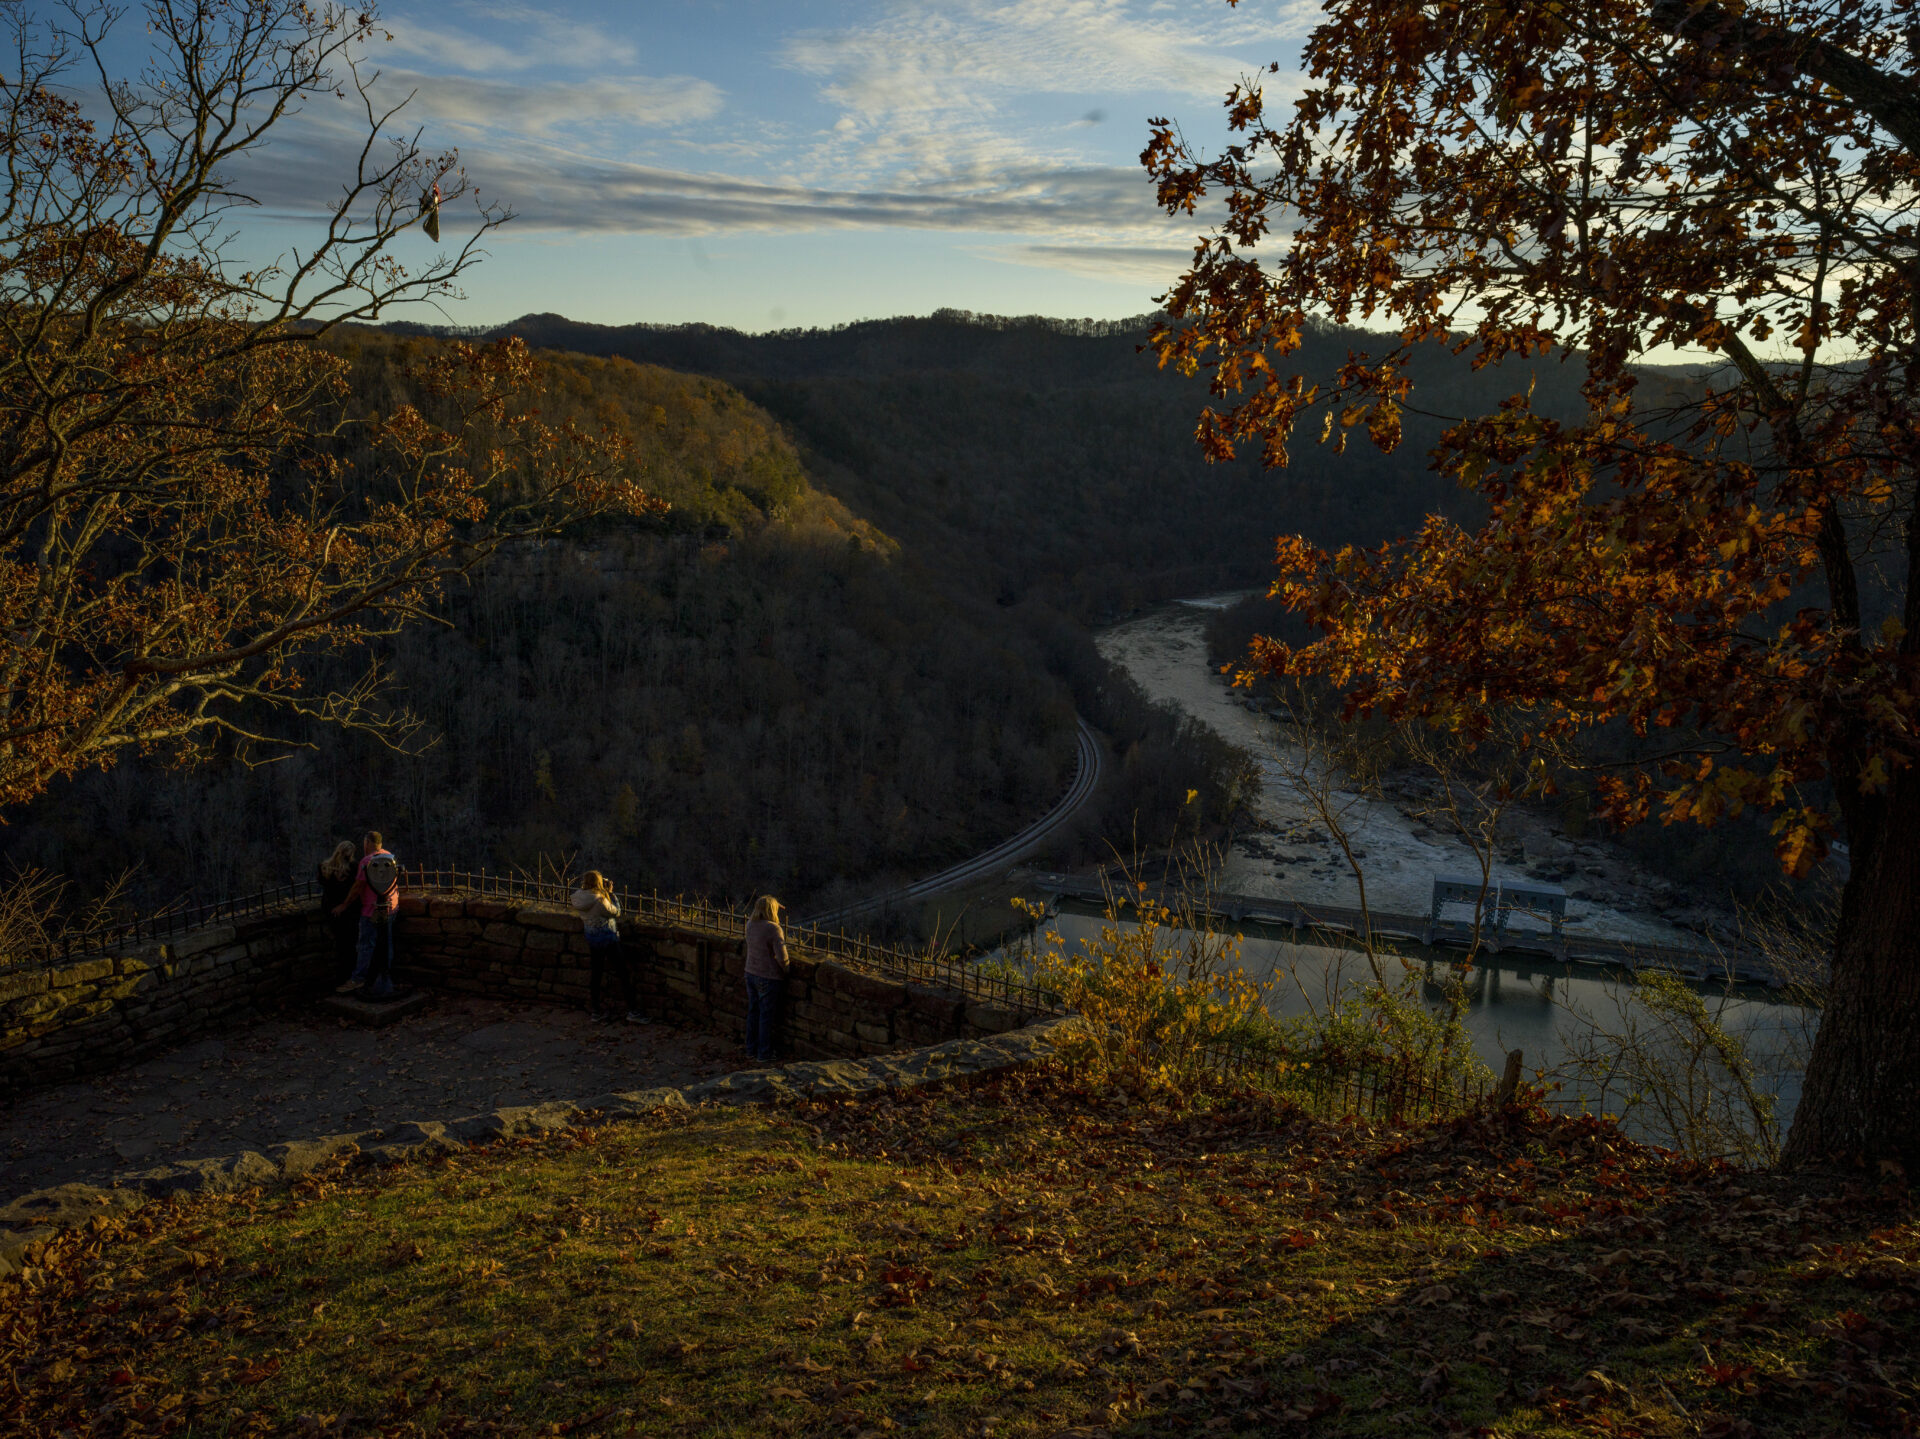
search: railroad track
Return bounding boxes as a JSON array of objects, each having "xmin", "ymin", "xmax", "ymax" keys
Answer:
[{"xmin": 804, "ymin": 717, "xmax": 1105, "ymax": 932}]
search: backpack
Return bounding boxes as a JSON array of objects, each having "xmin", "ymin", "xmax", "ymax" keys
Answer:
[{"xmin": 364, "ymin": 852, "xmax": 400, "ymax": 916}]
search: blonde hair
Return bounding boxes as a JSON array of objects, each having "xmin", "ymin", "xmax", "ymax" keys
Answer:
[
  {"xmin": 320, "ymin": 840, "xmax": 358, "ymax": 882},
  {"xmin": 750, "ymin": 895, "xmax": 782, "ymax": 925},
  {"xmin": 582, "ymin": 870, "xmax": 611, "ymax": 894}
]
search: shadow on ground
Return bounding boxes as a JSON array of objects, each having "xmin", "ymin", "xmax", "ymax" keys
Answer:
[{"xmin": 0, "ymin": 995, "xmax": 745, "ymax": 1197}]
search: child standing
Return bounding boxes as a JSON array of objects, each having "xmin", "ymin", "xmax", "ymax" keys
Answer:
[{"xmin": 573, "ymin": 871, "xmax": 646, "ymax": 1024}]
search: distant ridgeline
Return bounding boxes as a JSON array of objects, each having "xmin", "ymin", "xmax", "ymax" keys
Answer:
[
  {"xmin": 0, "ymin": 330, "xmax": 1237, "ymax": 919},
  {"xmin": 385, "ymin": 308, "xmax": 1682, "ymax": 623}
]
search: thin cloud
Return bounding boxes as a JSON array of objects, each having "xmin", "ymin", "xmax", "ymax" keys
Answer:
[
  {"xmin": 385, "ymin": 70, "xmax": 725, "ymax": 134},
  {"xmin": 997, "ymin": 242, "xmax": 1198, "ymax": 283},
  {"xmin": 776, "ymin": 0, "xmax": 1302, "ymax": 194},
  {"xmin": 233, "ymin": 100, "xmax": 1187, "ymax": 240},
  {"xmin": 783, "ymin": 0, "xmax": 1271, "ymax": 115},
  {"xmin": 382, "ymin": 2, "xmax": 641, "ymax": 73}
]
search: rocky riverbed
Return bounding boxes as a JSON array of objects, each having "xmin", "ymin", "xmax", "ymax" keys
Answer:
[{"xmin": 1097, "ymin": 598, "xmax": 1742, "ymax": 949}]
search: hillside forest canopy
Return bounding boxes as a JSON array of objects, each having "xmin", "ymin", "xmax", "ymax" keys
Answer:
[{"xmin": 1, "ymin": 330, "xmax": 1254, "ymax": 917}]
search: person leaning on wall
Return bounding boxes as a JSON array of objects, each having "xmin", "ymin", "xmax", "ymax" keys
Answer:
[
  {"xmin": 742, "ymin": 895, "xmax": 790, "ymax": 1064},
  {"xmin": 317, "ymin": 840, "xmax": 360, "ymax": 984},
  {"xmin": 573, "ymin": 870, "xmax": 648, "ymax": 1025},
  {"xmin": 332, "ymin": 830, "xmax": 401, "ymax": 1000}
]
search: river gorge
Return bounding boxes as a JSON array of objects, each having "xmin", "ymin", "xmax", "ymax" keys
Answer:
[{"xmin": 1076, "ymin": 596, "xmax": 1821, "ymax": 1139}]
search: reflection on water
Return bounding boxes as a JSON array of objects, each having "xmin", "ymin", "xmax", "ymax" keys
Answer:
[{"xmin": 1009, "ymin": 905, "xmax": 1818, "ymax": 1137}]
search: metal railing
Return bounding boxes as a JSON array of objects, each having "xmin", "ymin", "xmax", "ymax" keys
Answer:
[
  {"xmin": 20, "ymin": 864, "xmax": 1504, "ymax": 1126},
  {"xmin": 1188, "ymin": 1037, "xmax": 1495, "ymax": 1123},
  {"xmin": 15, "ymin": 864, "xmax": 1062, "ymax": 1014},
  {"xmin": 433, "ymin": 868, "xmax": 1062, "ymax": 1014},
  {"xmin": 2, "ymin": 878, "xmax": 324, "ymax": 973}
]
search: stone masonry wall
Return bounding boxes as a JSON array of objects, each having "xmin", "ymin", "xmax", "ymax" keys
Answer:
[
  {"xmin": 0, "ymin": 892, "xmax": 1037, "ymax": 1096},
  {"xmin": 0, "ymin": 908, "xmax": 332, "ymax": 1100},
  {"xmin": 392, "ymin": 894, "xmax": 1031, "ymax": 1060}
]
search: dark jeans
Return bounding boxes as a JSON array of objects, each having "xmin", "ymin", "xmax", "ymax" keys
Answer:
[
  {"xmin": 353, "ymin": 914, "xmax": 397, "ymax": 998},
  {"xmin": 329, "ymin": 913, "xmax": 360, "ymax": 982},
  {"xmin": 589, "ymin": 936, "xmax": 635, "ymax": 1014},
  {"xmin": 745, "ymin": 975, "xmax": 782, "ymax": 1061}
]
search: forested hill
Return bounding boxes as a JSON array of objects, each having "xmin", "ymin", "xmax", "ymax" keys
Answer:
[
  {"xmin": 445, "ymin": 310, "xmax": 1615, "ymax": 620},
  {"xmin": 1, "ymin": 333, "xmax": 1233, "ymax": 917}
]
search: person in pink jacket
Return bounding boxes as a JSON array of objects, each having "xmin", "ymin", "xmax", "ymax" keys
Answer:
[
  {"xmin": 742, "ymin": 895, "xmax": 789, "ymax": 1063},
  {"xmin": 332, "ymin": 831, "xmax": 401, "ymax": 999}
]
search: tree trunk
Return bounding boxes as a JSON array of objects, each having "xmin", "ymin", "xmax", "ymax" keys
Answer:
[{"xmin": 1781, "ymin": 769, "xmax": 1920, "ymax": 1175}]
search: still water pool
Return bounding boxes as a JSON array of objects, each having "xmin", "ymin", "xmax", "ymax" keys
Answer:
[{"xmin": 1001, "ymin": 904, "xmax": 1819, "ymax": 1139}]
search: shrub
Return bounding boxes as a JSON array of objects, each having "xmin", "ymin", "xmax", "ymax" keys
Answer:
[{"xmin": 1020, "ymin": 891, "xmax": 1270, "ymax": 1095}]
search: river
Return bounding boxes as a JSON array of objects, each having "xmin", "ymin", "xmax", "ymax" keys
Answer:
[{"xmin": 1072, "ymin": 597, "xmax": 1820, "ymax": 1142}]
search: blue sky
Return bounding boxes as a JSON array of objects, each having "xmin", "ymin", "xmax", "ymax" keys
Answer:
[{"xmin": 217, "ymin": 1, "xmax": 1317, "ymax": 331}]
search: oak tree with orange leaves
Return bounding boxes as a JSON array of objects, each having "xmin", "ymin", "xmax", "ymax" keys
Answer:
[
  {"xmin": 1145, "ymin": 0, "xmax": 1920, "ymax": 1171},
  {"xmin": 0, "ymin": 2, "xmax": 658, "ymax": 814}
]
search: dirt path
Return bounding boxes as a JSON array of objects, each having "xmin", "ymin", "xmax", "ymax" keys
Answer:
[{"xmin": 1, "ymin": 995, "xmax": 745, "ymax": 1199}]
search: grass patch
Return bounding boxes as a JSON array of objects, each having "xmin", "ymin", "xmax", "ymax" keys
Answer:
[{"xmin": 6, "ymin": 1068, "xmax": 1916, "ymax": 1436}]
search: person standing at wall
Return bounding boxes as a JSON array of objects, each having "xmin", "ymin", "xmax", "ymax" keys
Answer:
[
  {"xmin": 317, "ymin": 840, "xmax": 360, "ymax": 984},
  {"xmin": 573, "ymin": 870, "xmax": 647, "ymax": 1024},
  {"xmin": 742, "ymin": 895, "xmax": 789, "ymax": 1064},
  {"xmin": 332, "ymin": 831, "xmax": 401, "ymax": 999}
]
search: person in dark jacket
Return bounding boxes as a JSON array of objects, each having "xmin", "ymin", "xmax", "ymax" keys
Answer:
[
  {"xmin": 742, "ymin": 895, "xmax": 789, "ymax": 1064},
  {"xmin": 317, "ymin": 840, "xmax": 360, "ymax": 984}
]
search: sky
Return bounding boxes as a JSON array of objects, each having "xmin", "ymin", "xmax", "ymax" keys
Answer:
[{"xmin": 137, "ymin": 1, "xmax": 1320, "ymax": 332}]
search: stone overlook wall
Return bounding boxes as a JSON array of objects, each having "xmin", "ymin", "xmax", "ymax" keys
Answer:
[
  {"xmin": 393, "ymin": 894, "xmax": 1033, "ymax": 1061},
  {"xmin": 0, "ymin": 910, "xmax": 331, "ymax": 1099},
  {"xmin": 0, "ymin": 892, "xmax": 1042, "ymax": 1097}
]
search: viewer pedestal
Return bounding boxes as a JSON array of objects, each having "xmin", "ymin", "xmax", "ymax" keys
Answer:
[{"xmin": 316, "ymin": 990, "xmax": 429, "ymax": 1028}]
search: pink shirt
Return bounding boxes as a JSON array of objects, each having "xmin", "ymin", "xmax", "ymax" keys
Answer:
[
  {"xmin": 744, "ymin": 919, "xmax": 788, "ymax": 979},
  {"xmin": 356, "ymin": 851, "xmax": 401, "ymax": 918}
]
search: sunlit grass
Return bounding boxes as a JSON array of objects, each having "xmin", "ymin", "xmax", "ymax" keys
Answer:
[{"xmin": 8, "ymin": 1070, "xmax": 1915, "ymax": 1436}]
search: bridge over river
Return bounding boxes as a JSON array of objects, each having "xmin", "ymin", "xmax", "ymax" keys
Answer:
[{"xmin": 1010, "ymin": 869, "xmax": 1792, "ymax": 989}]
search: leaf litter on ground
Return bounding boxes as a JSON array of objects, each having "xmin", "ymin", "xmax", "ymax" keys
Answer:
[{"xmin": 2, "ymin": 1063, "xmax": 1915, "ymax": 1437}]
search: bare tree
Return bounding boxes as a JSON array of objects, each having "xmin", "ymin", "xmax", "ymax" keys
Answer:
[
  {"xmin": 1268, "ymin": 679, "xmax": 1389, "ymax": 984},
  {"xmin": 1396, "ymin": 715, "xmax": 1548, "ymax": 966},
  {"xmin": 0, "ymin": 1, "xmax": 658, "ymax": 810}
]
